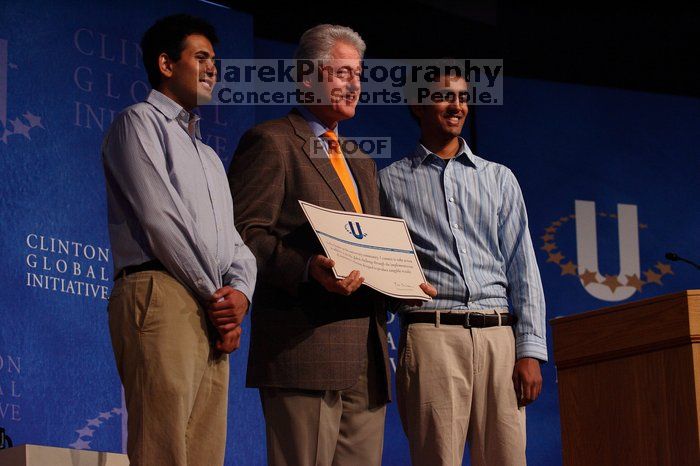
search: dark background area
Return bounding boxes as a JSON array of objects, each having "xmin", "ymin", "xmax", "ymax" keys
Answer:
[{"xmin": 227, "ymin": 0, "xmax": 700, "ymax": 98}]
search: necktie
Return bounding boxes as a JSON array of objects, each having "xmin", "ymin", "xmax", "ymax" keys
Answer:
[{"xmin": 323, "ymin": 131, "xmax": 362, "ymax": 213}]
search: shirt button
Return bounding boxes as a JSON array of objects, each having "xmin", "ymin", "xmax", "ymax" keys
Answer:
[
  {"xmin": 449, "ymin": 197, "xmax": 455, "ymax": 203},
  {"xmin": 461, "ymin": 248, "xmax": 467, "ymax": 253},
  {"xmin": 453, "ymin": 223, "xmax": 459, "ymax": 229}
]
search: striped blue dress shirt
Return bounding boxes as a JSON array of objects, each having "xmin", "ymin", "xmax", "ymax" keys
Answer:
[
  {"xmin": 378, "ymin": 138, "xmax": 547, "ymax": 361},
  {"xmin": 102, "ymin": 90, "xmax": 257, "ymax": 303}
]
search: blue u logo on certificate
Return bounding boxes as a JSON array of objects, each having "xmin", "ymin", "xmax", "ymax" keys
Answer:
[{"xmin": 346, "ymin": 221, "xmax": 367, "ymax": 239}]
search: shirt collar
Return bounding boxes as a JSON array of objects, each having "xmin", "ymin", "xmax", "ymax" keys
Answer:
[
  {"xmin": 296, "ymin": 105, "xmax": 338, "ymax": 138},
  {"xmin": 410, "ymin": 137, "xmax": 479, "ymax": 169},
  {"xmin": 146, "ymin": 89, "xmax": 201, "ymax": 139}
]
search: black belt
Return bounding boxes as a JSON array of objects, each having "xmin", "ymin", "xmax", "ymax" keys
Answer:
[
  {"xmin": 404, "ymin": 311, "xmax": 516, "ymax": 328},
  {"xmin": 116, "ymin": 260, "xmax": 167, "ymax": 280}
]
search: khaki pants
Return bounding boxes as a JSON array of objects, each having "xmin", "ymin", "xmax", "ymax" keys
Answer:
[
  {"xmin": 260, "ymin": 358, "xmax": 386, "ymax": 466},
  {"xmin": 108, "ymin": 271, "xmax": 229, "ymax": 466},
  {"xmin": 397, "ymin": 312, "xmax": 526, "ymax": 466}
]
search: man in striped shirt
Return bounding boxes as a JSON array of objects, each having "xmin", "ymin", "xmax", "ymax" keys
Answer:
[{"xmin": 378, "ymin": 65, "xmax": 547, "ymax": 466}]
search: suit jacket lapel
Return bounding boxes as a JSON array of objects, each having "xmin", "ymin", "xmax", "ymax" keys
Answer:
[{"xmin": 287, "ymin": 109, "xmax": 356, "ymax": 212}]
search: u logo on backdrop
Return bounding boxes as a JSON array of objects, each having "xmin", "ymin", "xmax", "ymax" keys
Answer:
[{"xmin": 541, "ymin": 200, "xmax": 674, "ymax": 302}]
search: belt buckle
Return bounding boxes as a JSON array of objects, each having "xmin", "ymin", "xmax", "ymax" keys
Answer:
[{"xmin": 464, "ymin": 312, "xmax": 485, "ymax": 328}]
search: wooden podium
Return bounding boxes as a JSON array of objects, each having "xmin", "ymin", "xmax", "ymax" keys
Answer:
[
  {"xmin": 551, "ymin": 290, "xmax": 700, "ymax": 465},
  {"xmin": 0, "ymin": 444, "xmax": 128, "ymax": 465}
]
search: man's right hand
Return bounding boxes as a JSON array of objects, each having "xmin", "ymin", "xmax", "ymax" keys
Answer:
[{"xmin": 309, "ymin": 255, "xmax": 364, "ymax": 296}]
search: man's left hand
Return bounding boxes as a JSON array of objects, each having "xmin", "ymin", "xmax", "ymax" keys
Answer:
[
  {"xmin": 215, "ymin": 326, "xmax": 243, "ymax": 354},
  {"xmin": 207, "ymin": 286, "xmax": 249, "ymax": 334},
  {"xmin": 512, "ymin": 357, "xmax": 542, "ymax": 407},
  {"xmin": 401, "ymin": 282, "xmax": 438, "ymax": 307}
]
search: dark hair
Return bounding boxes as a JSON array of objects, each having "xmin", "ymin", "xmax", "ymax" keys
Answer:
[
  {"xmin": 141, "ymin": 14, "xmax": 219, "ymax": 89},
  {"xmin": 406, "ymin": 57, "xmax": 467, "ymax": 124}
]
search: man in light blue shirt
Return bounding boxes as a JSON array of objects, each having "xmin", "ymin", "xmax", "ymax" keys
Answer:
[
  {"xmin": 102, "ymin": 15, "xmax": 256, "ymax": 466},
  {"xmin": 379, "ymin": 64, "xmax": 546, "ymax": 466}
]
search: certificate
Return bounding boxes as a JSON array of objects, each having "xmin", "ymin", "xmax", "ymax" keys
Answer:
[{"xmin": 299, "ymin": 200, "xmax": 432, "ymax": 301}]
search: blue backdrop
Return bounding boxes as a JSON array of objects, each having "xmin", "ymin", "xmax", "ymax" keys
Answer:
[{"xmin": 1, "ymin": 1, "xmax": 698, "ymax": 465}]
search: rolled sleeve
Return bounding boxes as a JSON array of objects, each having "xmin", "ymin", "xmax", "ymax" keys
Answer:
[
  {"xmin": 516, "ymin": 333, "xmax": 549, "ymax": 361},
  {"xmin": 223, "ymin": 227, "xmax": 258, "ymax": 304},
  {"xmin": 499, "ymin": 169, "xmax": 548, "ymax": 363}
]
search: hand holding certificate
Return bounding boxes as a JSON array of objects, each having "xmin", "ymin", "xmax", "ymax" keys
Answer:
[{"xmin": 300, "ymin": 201, "xmax": 432, "ymax": 301}]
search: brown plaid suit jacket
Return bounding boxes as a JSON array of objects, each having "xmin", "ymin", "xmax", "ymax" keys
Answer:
[{"xmin": 228, "ymin": 109, "xmax": 391, "ymax": 402}]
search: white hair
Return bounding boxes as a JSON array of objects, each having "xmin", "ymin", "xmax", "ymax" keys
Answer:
[{"xmin": 294, "ymin": 24, "xmax": 366, "ymax": 61}]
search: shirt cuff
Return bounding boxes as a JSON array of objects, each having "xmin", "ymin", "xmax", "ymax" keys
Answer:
[
  {"xmin": 515, "ymin": 333, "xmax": 549, "ymax": 362},
  {"xmin": 228, "ymin": 281, "xmax": 253, "ymax": 305}
]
